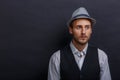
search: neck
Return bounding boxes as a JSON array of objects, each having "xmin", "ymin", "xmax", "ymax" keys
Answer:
[{"xmin": 72, "ymin": 40, "xmax": 87, "ymax": 51}]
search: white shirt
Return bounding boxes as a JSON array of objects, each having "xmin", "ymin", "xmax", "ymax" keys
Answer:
[{"xmin": 48, "ymin": 42, "xmax": 111, "ymax": 80}]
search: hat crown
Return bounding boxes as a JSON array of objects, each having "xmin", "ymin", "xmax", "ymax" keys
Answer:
[
  {"xmin": 67, "ymin": 7, "xmax": 96, "ymax": 27},
  {"xmin": 72, "ymin": 7, "xmax": 90, "ymax": 18}
]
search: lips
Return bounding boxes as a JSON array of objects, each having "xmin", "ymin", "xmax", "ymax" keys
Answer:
[{"xmin": 80, "ymin": 36, "xmax": 87, "ymax": 38}]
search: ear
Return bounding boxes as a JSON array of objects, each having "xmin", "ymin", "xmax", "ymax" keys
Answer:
[
  {"xmin": 90, "ymin": 28, "xmax": 92, "ymax": 34},
  {"xmin": 69, "ymin": 27, "xmax": 73, "ymax": 34}
]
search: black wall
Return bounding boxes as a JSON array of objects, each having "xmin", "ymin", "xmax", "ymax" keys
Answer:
[{"xmin": 0, "ymin": 0, "xmax": 120, "ymax": 80}]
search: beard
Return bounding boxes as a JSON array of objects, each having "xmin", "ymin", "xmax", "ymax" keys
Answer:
[{"xmin": 73, "ymin": 36, "xmax": 89, "ymax": 46}]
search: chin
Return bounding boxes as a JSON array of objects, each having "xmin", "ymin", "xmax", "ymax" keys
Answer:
[
  {"xmin": 73, "ymin": 38, "xmax": 88, "ymax": 45},
  {"xmin": 79, "ymin": 42, "xmax": 87, "ymax": 45},
  {"xmin": 78, "ymin": 40, "xmax": 88, "ymax": 45}
]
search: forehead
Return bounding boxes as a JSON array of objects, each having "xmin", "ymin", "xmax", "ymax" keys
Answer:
[{"xmin": 72, "ymin": 18, "xmax": 92, "ymax": 25}]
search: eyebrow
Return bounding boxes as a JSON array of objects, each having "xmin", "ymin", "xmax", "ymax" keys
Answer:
[{"xmin": 76, "ymin": 24, "xmax": 91, "ymax": 26}]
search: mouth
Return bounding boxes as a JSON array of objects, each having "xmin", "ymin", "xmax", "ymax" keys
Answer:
[
  {"xmin": 80, "ymin": 36, "xmax": 87, "ymax": 39},
  {"xmin": 79, "ymin": 36, "xmax": 88, "ymax": 41}
]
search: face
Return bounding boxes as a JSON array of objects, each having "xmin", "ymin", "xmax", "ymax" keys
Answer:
[{"xmin": 69, "ymin": 18, "xmax": 92, "ymax": 45}]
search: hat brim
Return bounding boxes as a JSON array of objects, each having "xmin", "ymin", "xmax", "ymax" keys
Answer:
[{"xmin": 67, "ymin": 16, "xmax": 96, "ymax": 27}]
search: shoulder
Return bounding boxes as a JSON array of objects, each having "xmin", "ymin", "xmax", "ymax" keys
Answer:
[
  {"xmin": 89, "ymin": 44, "xmax": 108, "ymax": 59},
  {"xmin": 98, "ymin": 48, "xmax": 108, "ymax": 59},
  {"xmin": 49, "ymin": 50, "xmax": 60, "ymax": 63},
  {"xmin": 97, "ymin": 48, "xmax": 108, "ymax": 65}
]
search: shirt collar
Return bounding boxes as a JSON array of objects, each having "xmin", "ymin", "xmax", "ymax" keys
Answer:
[{"xmin": 70, "ymin": 41, "xmax": 88, "ymax": 55}]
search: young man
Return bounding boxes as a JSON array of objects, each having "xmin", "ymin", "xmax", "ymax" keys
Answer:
[{"xmin": 48, "ymin": 7, "xmax": 111, "ymax": 80}]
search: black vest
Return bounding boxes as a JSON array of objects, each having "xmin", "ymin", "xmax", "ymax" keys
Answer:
[{"xmin": 60, "ymin": 45, "xmax": 100, "ymax": 80}]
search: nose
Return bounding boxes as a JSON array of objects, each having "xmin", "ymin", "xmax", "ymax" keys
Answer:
[{"xmin": 81, "ymin": 28, "xmax": 86, "ymax": 34}]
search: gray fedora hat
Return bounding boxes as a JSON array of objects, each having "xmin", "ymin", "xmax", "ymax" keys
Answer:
[{"xmin": 67, "ymin": 7, "xmax": 96, "ymax": 27}]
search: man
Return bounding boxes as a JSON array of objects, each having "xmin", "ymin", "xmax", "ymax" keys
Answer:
[{"xmin": 48, "ymin": 7, "xmax": 111, "ymax": 80}]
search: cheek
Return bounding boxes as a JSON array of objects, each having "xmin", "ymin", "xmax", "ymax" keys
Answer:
[
  {"xmin": 72, "ymin": 30, "xmax": 81, "ymax": 36},
  {"xmin": 87, "ymin": 31, "xmax": 92, "ymax": 36}
]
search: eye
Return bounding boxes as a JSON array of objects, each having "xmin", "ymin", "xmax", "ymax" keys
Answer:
[
  {"xmin": 85, "ymin": 25, "xmax": 91, "ymax": 29},
  {"xmin": 76, "ymin": 25, "xmax": 82, "ymax": 29}
]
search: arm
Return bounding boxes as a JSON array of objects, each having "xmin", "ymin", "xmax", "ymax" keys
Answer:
[
  {"xmin": 98, "ymin": 49, "xmax": 112, "ymax": 80},
  {"xmin": 48, "ymin": 50, "xmax": 60, "ymax": 80}
]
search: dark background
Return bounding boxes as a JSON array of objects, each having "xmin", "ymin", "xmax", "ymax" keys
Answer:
[{"xmin": 0, "ymin": 0, "xmax": 120, "ymax": 80}]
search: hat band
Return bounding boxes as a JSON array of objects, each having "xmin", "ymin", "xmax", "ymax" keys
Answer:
[{"xmin": 73, "ymin": 14, "xmax": 90, "ymax": 19}]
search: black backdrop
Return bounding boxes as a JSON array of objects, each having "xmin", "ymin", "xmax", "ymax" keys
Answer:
[{"xmin": 0, "ymin": 0, "xmax": 120, "ymax": 80}]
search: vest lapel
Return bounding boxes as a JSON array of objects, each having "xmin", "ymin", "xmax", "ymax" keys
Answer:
[{"xmin": 60, "ymin": 45, "xmax": 81, "ymax": 80}]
